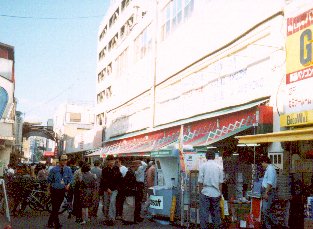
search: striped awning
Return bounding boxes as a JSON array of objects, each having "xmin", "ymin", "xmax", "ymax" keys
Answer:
[{"xmin": 100, "ymin": 100, "xmax": 271, "ymax": 157}]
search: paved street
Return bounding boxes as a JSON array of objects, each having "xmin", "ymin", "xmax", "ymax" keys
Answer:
[
  {"xmin": 1, "ymin": 212, "xmax": 177, "ymax": 229},
  {"xmin": 0, "ymin": 206, "xmax": 177, "ymax": 229}
]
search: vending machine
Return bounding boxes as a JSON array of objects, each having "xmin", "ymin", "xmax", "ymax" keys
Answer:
[
  {"xmin": 148, "ymin": 149, "xmax": 180, "ymax": 218},
  {"xmin": 148, "ymin": 149, "xmax": 209, "ymax": 223}
]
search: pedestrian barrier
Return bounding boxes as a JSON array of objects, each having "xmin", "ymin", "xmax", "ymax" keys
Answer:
[{"xmin": 0, "ymin": 178, "xmax": 11, "ymax": 224}]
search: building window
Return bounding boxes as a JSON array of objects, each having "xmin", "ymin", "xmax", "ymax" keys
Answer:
[
  {"xmin": 109, "ymin": 8, "xmax": 119, "ymax": 28},
  {"xmin": 107, "ymin": 62, "xmax": 112, "ymax": 75},
  {"xmin": 134, "ymin": 24, "xmax": 152, "ymax": 61},
  {"xmin": 184, "ymin": 0, "xmax": 194, "ymax": 20},
  {"xmin": 98, "ymin": 66, "xmax": 108, "ymax": 83},
  {"xmin": 106, "ymin": 86, "xmax": 112, "ymax": 98},
  {"xmin": 120, "ymin": 15, "xmax": 134, "ymax": 39},
  {"xmin": 161, "ymin": 0, "xmax": 194, "ymax": 40},
  {"xmin": 97, "ymin": 113, "xmax": 105, "ymax": 125},
  {"xmin": 69, "ymin": 113, "xmax": 81, "ymax": 122},
  {"xmin": 278, "ymin": 154, "xmax": 281, "ymax": 164},
  {"xmin": 121, "ymin": 0, "xmax": 131, "ymax": 11},
  {"xmin": 172, "ymin": 0, "xmax": 183, "ymax": 30},
  {"xmin": 99, "ymin": 25, "xmax": 107, "ymax": 41},
  {"xmin": 116, "ymin": 48, "xmax": 129, "ymax": 77},
  {"xmin": 109, "ymin": 33, "xmax": 119, "ymax": 51},
  {"xmin": 98, "ymin": 46, "xmax": 107, "ymax": 60}
]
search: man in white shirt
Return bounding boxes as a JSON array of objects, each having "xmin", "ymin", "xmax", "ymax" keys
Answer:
[
  {"xmin": 260, "ymin": 155, "xmax": 277, "ymax": 229},
  {"xmin": 116, "ymin": 157, "xmax": 128, "ymax": 178},
  {"xmin": 198, "ymin": 150, "xmax": 223, "ymax": 229}
]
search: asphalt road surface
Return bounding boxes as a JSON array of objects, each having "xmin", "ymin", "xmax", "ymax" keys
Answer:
[{"xmin": 0, "ymin": 205, "xmax": 178, "ymax": 229}]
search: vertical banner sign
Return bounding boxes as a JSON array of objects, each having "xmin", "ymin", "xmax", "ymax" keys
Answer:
[
  {"xmin": 178, "ymin": 125, "xmax": 186, "ymax": 226},
  {"xmin": 285, "ymin": 7, "xmax": 313, "ymax": 114},
  {"xmin": 179, "ymin": 125, "xmax": 186, "ymax": 172}
]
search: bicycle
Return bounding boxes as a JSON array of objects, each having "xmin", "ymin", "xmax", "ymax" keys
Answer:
[
  {"xmin": 27, "ymin": 185, "xmax": 51, "ymax": 212},
  {"xmin": 26, "ymin": 182, "xmax": 72, "ymax": 217}
]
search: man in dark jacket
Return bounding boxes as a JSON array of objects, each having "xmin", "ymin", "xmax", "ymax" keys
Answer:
[
  {"xmin": 100, "ymin": 155, "xmax": 122, "ymax": 226},
  {"xmin": 120, "ymin": 161, "xmax": 138, "ymax": 225}
]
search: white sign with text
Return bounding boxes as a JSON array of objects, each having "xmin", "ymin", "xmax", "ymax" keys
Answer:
[{"xmin": 149, "ymin": 195, "xmax": 164, "ymax": 209}]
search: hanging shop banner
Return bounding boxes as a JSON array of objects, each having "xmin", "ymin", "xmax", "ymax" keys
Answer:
[
  {"xmin": 149, "ymin": 195, "xmax": 164, "ymax": 209},
  {"xmin": 285, "ymin": 6, "xmax": 313, "ymax": 114}
]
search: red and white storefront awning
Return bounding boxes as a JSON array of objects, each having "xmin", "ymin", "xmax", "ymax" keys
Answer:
[{"xmin": 101, "ymin": 100, "xmax": 273, "ymax": 157}]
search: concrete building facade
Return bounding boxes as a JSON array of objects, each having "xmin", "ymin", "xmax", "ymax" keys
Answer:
[
  {"xmin": 53, "ymin": 101, "xmax": 97, "ymax": 155},
  {"xmin": 0, "ymin": 42, "xmax": 16, "ymax": 175},
  {"xmin": 95, "ymin": 0, "xmax": 289, "ymax": 157}
]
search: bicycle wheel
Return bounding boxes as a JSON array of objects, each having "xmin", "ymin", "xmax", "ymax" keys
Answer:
[
  {"xmin": 45, "ymin": 196, "xmax": 52, "ymax": 213},
  {"xmin": 29, "ymin": 191, "xmax": 48, "ymax": 211},
  {"xmin": 59, "ymin": 201, "xmax": 68, "ymax": 214}
]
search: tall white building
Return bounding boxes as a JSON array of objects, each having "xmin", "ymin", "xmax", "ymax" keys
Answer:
[{"xmin": 96, "ymin": 0, "xmax": 287, "ymax": 156}]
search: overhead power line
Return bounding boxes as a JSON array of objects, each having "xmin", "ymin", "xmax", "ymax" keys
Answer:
[
  {"xmin": 0, "ymin": 14, "xmax": 104, "ymax": 20},
  {"xmin": 24, "ymin": 83, "xmax": 75, "ymax": 114}
]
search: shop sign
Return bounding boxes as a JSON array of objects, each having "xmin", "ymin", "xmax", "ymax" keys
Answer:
[
  {"xmin": 149, "ymin": 195, "xmax": 163, "ymax": 209},
  {"xmin": 280, "ymin": 110, "xmax": 313, "ymax": 127},
  {"xmin": 151, "ymin": 150, "xmax": 172, "ymax": 157},
  {"xmin": 285, "ymin": 7, "xmax": 313, "ymax": 114}
]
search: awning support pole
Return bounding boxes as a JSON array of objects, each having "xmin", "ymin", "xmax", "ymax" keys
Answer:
[
  {"xmin": 179, "ymin": 125, "xmax": 186, "ymax": 227},
  {"xmin": 252, "ymin": 124, "xmax": 257, "ymax": 183}
]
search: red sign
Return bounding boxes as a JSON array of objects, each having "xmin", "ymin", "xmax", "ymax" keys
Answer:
[{"xmin": 43, "ymin": 151, "xmax": 54, "ymax": 157}]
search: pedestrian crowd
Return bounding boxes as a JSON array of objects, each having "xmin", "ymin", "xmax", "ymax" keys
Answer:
[{"xmin": 3, "ymin": 155, "xmax": 155, "ymax": 229}]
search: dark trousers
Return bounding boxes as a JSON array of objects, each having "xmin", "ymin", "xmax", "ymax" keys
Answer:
[
  {"xmin": 73, "ymin": 186, "xmax": 82, "ymax": 220},
  {"xmin": 199, "ymin": 193, "xmax": 221, "ymax": 229},
  {"xmin": 48, "ymin": 188, "xmax": 65, "ymax": 226},
  {"xmin": 116, "ymin": 191, "xmax": 126, "ymax": 217},
  {"xmin": 134, "ymin": 182, "xmax": 144, "ymax": 220}
]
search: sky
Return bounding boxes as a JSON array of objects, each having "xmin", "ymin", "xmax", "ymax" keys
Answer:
[{"xmin": 0, "ymin": 0, "xmax": 110, "ymax": 124}]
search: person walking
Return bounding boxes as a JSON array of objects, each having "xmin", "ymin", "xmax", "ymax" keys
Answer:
[
  {"xmin": 260, "ymin": 155, "xmax": 278, "ymax": 229},
  {"xmin": 79, "ymin": 163, "xmax": 97, "ymax": 224},
  {"xmin": 37, "ymin": 164, "xmax": 48, "ymax": 181},
  {"xmin": 90, "ymin": 160, "xmax": 102, "ymax": 218},
  {"xmin": 66, "ymin": 158, "xmax": 78, "ymax": 218},
  {"xmin": 116, "ymin": 157, "xmax": 128, "ymax": 220},
  {"xmin": 143, "ymin": 160, "xmax": 156, "ymax": 213},
  {"xmin": 121, "ymin": 161, "xmax": 138, "ymax": 225},
  {"xmin": 46, "ymin": 154, "xmax": 73, "ymax": 229},
  {"xmin": 72, "ymin": 160, "xmax": 85, "ymax": 223},
  {"xmin": 134, "ymin": 160, "xmax": 147, "ymax": 223},
  {"xmin": 48, "ymin": 161, "xmax": 56, "ymax": 173},
  {"xmin": 100, "ymin": 155, "xmax": 122, "ymax": 226},
  {"xmin": 198, "ymin": 150, "xmax": 223, "ymax": 229}
]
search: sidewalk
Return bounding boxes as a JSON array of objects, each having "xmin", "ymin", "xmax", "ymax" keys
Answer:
[{"xmin": 1, "ymin": 205, "xmax": 176, "ymax": 229}]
